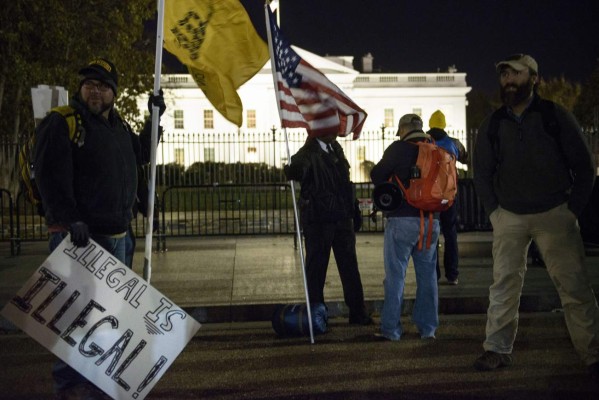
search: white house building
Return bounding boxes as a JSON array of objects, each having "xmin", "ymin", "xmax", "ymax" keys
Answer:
[{"xmin": 139, "ymin": 48, "xmax": 471, "ymax": 180}]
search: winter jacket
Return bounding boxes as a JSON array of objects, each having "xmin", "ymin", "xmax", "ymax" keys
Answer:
[
  {"xmin": 34, "ymin": 96, "xmax": 150, "ymax": 234},
  {"xmin": 473, "ymin": 94, "xmax": 595, "ymax": 217},
  {"xmin": 427, "ymin": 128, "xmax": 459, "ymax": 159},
  {"xmin": 428, "ymin": 127, "xmax": 468, "ymax": 163},
  {"xmin": 370, "ymin": 130, "xmax": 440, "ymax": 219},
  {"xmin": 284, "ymin": 138, "xmax": 355, "ymax": 224}
]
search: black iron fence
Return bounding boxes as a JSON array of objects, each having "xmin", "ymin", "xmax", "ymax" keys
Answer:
[
  {"xmin": 1, "ymin": 179, "xmax": 491, "ymax": 255},
  {"xmin": 1, "ymin": 127, "xmax": 597, "ymax": 254}
]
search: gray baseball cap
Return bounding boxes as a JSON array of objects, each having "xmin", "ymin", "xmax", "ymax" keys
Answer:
[{"xmin": 496, "ymin": 53, "xmax": 538, "ymax": 75}]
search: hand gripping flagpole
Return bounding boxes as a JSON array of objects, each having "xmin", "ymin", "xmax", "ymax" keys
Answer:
[
  {"xmin": 143, "ymin": 0, "xmax": 165, "ymax": 283},
  {"xmin": 264, "ymin": 2, "xmax": 315, "ymax": 344}
]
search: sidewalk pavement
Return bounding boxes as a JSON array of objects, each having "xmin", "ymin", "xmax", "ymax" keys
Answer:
[
  {"xmin": 2, "ymin": 232, "xmax": 598, "ymax": 326},
  {"xmin": 2, "ymin": 233, "xmax": 599, "ymax": 399}
]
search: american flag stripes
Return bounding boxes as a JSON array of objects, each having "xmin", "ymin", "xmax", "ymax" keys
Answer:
[{"xmin": 266, "ymin": 6, "xmax": 367, "ymax": 139}]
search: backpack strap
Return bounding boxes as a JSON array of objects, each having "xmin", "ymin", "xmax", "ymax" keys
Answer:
[
  {"xmin": 50, "ymin": 106, "xmax": 86, "ymax": 147},
  {"xmin": 487, "ymin": 106, "xmax": 509, "ymax": 159},
  {"xmin": 487, "ymin": 98, "xmax": 561, "ymax": 159},
  {"xmin": 392, "ymin": 175, "xmax": 434, "ymax": 251}
]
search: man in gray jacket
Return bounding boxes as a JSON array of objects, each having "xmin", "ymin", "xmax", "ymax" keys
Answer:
[{"xmin": 473, "ymin": 53, "xmax": 599, "ymax": 378}]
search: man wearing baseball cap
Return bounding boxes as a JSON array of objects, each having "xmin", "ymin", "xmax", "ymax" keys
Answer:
[
  {"xmin": 473, "ymin": 53, "xmax": 599, "ymax": 378},
  {"xmin": 33, "ymin": 58, "xmax": 166, "ymax": 398},
  {"xmin": 370, "ymin": 114, "xmax": 441, "ymax": 341}
]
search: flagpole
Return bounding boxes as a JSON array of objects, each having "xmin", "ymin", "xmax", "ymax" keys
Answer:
[
  {"xmin": 143, "ymin": 0, "xmax": 165, "ymax": 283},
  {"xmin": 264, "ymin": 1, "xmax": 314, "ymax": 344}
]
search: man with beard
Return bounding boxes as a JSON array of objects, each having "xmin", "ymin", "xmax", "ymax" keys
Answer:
[
  {"xmin": 472, "ymin": 54, "xmax": 599, "ymax": 378},
  {"xmin": 34, "ymin": 58, "xmax": 164, "ymax": 399}
]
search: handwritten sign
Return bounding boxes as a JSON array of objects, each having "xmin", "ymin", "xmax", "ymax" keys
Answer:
[{"xmin": 1, "ymin": 236, "xmax": 201, "ymax": 399}]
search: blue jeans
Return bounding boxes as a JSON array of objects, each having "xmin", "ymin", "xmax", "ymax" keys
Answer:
[
  {"xmin": 49, "ymin": 231, "xmax": 127, "ymax": 392},
  {"xmin": 380, "ymin": 217, "xmax": 440, "ymax": 340},
  {"xmin": 124, "ymin": 225, "xmax": 136, "ymax": 269}
]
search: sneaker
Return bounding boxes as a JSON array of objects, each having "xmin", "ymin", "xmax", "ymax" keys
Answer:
[
  {"xmin": 447, "ymin": 278, "xmax": 459, "ymax": 285},
  {"xmin": 473, "ymin": 351, "xmax": 513, "ymax": 371},
  {"xmin": 373, "ymin": 332, "xmax": 392, "ymax": 341}
]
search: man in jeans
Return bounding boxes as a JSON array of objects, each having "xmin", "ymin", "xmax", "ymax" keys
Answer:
[
  {"xmin": 473, "ymin": 53, "xmax": 599, "ymax": 377},
  {"xmin": 34, "ymin": 58, "xmax": 164, "ymax": 399},
  {"xmin": 371, "ymin": 114, "xmax": 440, "ymax": 341}
]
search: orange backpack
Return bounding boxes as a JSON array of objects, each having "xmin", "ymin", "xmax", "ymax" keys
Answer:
[{"xmin": 395, "ymin": 140, "xmax": 457, "ymax": 249}]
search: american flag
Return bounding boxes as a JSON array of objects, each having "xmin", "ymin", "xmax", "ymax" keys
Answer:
[{"xmin": 267, "ymin": 7, "xmax": 367, "ymax": 140}]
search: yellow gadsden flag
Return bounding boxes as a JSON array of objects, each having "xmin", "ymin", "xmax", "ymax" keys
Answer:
[{"xmin": 164, "ymin": 0, "xmax": 269, "ymax": 126}]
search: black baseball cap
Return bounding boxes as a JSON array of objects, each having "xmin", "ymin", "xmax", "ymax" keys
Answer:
[{"xmin": 78, "ymin": 58, "xmax": 118, "ymax": 94}]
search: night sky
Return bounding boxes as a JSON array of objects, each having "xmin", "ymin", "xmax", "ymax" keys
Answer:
[{"xmin": 237, "ymin": 0, "xmax": 599, "ymax": 95}]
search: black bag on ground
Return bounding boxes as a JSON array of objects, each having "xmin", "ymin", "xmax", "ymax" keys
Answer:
[{"xmin": 271, "ymin": 303, "xmax": 328, "ymax": 337}]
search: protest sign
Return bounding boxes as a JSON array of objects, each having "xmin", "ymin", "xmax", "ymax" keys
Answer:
[{"xmin": 1, "ymin": 236, "xmax": 201, "ymax": 399}]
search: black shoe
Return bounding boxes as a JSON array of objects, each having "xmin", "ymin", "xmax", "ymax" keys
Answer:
[
  {"xmin": 473, "ymin": 351, "xmax": 513, "ymax": 371},
  {"xmin": 55, "ymin": 383, "xmax": 110, "ymax": 400},
  {"xmin": 349, "ymin": 314, "xmax": 374, "ymax": 325},
  {"xmin": 373, "ymin": 332, "xmax": 392, "ymax": 341}
]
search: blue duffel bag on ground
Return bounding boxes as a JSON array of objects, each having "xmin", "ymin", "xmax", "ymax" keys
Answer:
[{"xmin": 271, "ymin": 303, "xmax": 328, "ymax": 337}]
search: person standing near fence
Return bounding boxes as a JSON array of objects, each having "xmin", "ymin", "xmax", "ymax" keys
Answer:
[
  {"xmin": 472, "ymin": 53, "xmax": 599, "ymax": 378},
  {"xmin": 284, "ymin": 133, "xmax": 373, "ymax": 326},
  {"xmin": 370, "ymin": 114, "xmax": 440, "ymax": 341},
  {"xmin": 33, "ymin": 58, "xmax": 165, "ymax": 399},
  {"xmin": 427, "ymin": 110, "xmax": 468, "ymax": 285}
]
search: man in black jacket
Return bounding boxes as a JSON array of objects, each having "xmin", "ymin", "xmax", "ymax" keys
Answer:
[
  {"xmin": 473, "ymin": 53, "xmax": 599, "ymax": 377},
  {"xmin": 284, "ymin": 133, "xmax": 372, "ymax": 325},
  {"xmin": 34, "ymin": 58, "xmax": 165, "ymax": 399}
]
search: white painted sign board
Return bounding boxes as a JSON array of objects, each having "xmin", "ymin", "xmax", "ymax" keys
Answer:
[{"xmin": 1, "ymin": 236, "xmax": 201, "ymax": 399}]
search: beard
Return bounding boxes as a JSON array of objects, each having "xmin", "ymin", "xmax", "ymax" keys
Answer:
[
  {"xmin": 500, "ymin": 77, "xmax": 535, "ymax": 107},
  {"xmin": 86, "ymin": 97, "xmax": 114, "ymax": 115}
]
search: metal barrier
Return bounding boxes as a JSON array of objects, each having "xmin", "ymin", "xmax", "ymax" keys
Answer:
[
  {"xmin": 0, "ymin": 189, "xmax": 17, "ymax": 255},
  {"xmin": 160, "ymin": 183, "xmax": 298, "ymax": 237},
  {"xmin": 1, "ymin": 179, "xmax": 490, "ymax": 253}
]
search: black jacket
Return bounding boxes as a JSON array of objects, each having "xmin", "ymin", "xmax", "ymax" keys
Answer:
[
  {"xmin": 34, "ymin": 96, "xmax": 150, "ymax": 234},
  {"xmin": 371, "ymin": 130, "xmax": 439, "ymax": 219},
  {"xmin": 284, "ymin": 138, "xmax": 355, "ymax": 224},
  {"xmin": 473, "ymin": 94, "xmax": 595, "ymax": 217}
]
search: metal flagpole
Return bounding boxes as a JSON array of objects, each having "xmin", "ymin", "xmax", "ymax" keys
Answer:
[
  {"xmin": 143, "ymin": 0, "xmax": 165, "ymax": 283},
  {"xmin": 264, "ymin": 1, "xmax": 314, "ymax": 344}
]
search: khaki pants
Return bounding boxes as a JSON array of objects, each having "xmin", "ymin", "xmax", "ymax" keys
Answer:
[{"xmin": 484, "ymin": 203, "xmax": 599, "ymax": 365}]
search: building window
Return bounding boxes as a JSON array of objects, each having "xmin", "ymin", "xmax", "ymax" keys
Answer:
[
  {"xmin": 204, "ymin": 147, "xmax": 215, "ymax": 162},
  {"xmin": 246, "ymin": 110, "xmax": 256, "ymax": 128},
  {"xmin": 174, "ymin": 148, "xmax": 185, "ymax": 166},
  {"xmin": 412, "ymin": 108, "xmax": 422, "ymax": 117},
  {"xmin": 384, "ymin": 109, "xmax": 394, "ymax": 127},
  {"xmin": 174, "ymin": 110, "xmax": 184, "ymax": 129},
  {"xmin": 204, "ymin": 110, "xmax": 214, "ymax": 129}
]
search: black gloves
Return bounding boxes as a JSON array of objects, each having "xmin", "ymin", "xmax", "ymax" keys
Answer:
[
  {"xmin": 69, "ymin": 221, "xmax": 90, "ymax": 247},
  {"xmin": 148, "ymin": 89, "xmax": 166, "ymax": 117}
]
